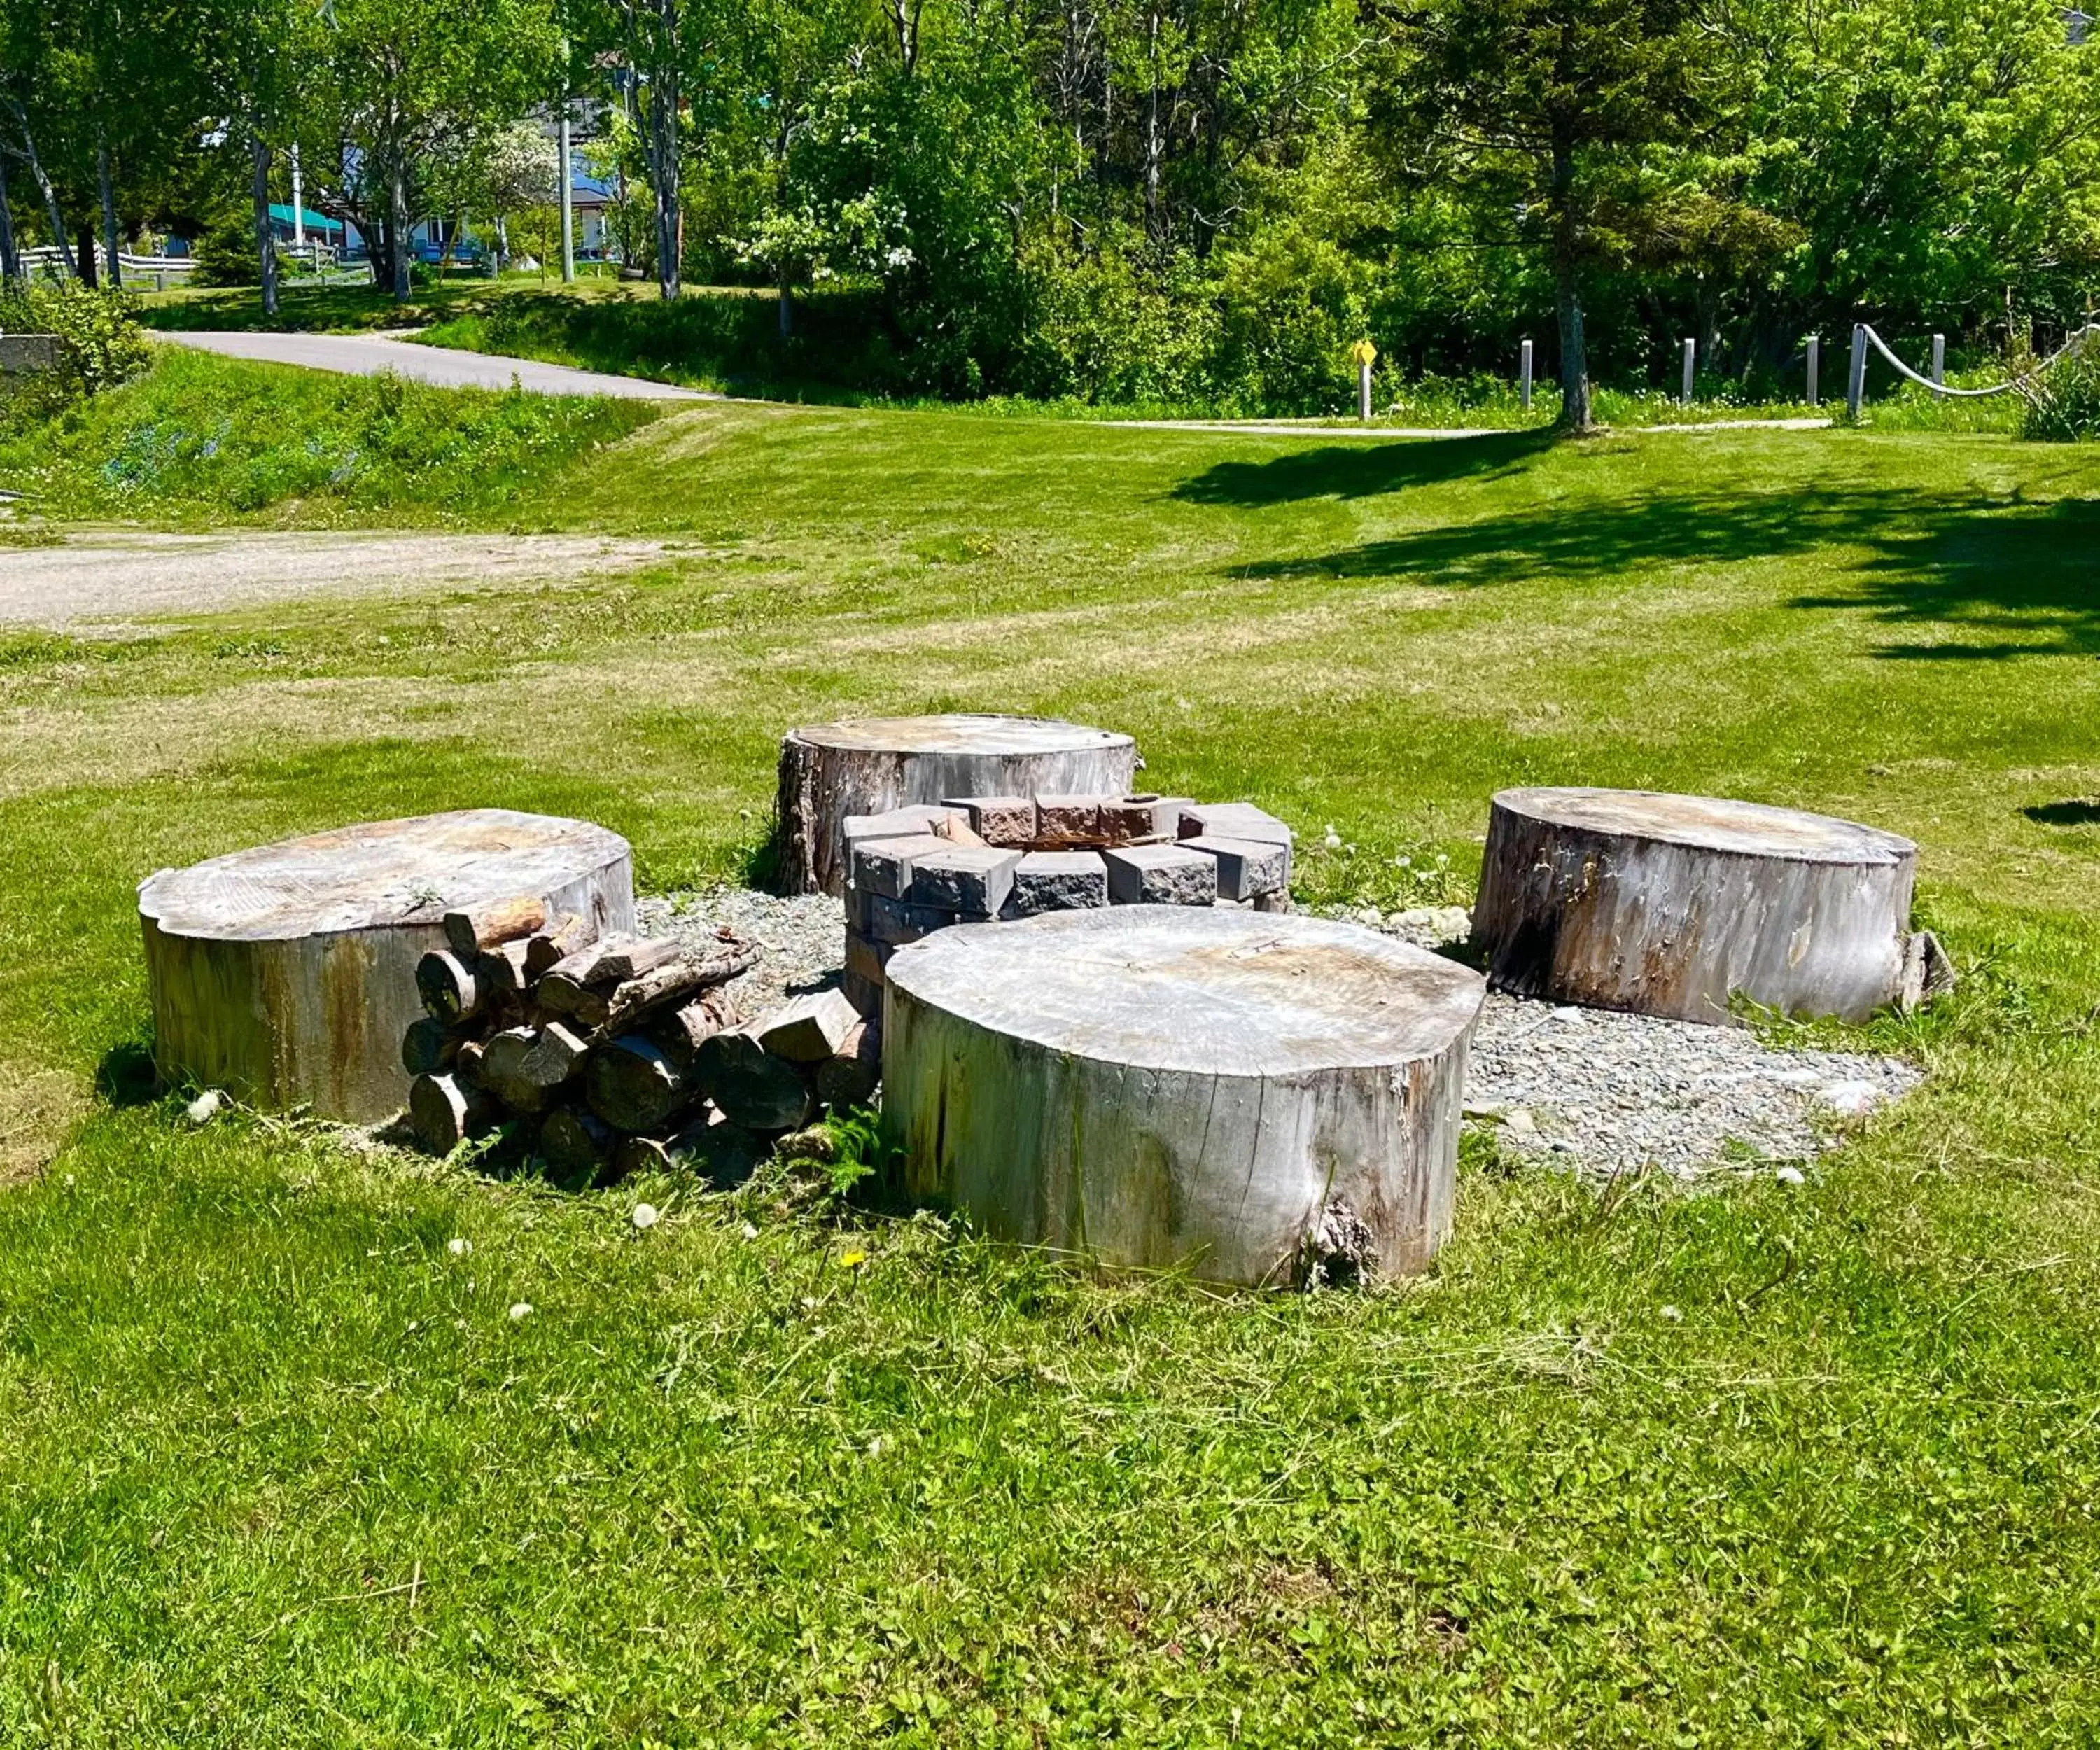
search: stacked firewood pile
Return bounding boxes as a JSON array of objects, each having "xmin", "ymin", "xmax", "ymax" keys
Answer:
[
  {"xmin": 402, "ymin": 897, "xmax": 877, "ymax": 1180},
  {"xmin": 841, "ymin": 793, "xmax": 1296, "ymax": 1015}
]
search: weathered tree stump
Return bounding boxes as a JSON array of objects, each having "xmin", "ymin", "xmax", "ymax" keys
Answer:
[
  {"xmin": 1471, "ymin": 787, "xmax": 1920, "ymax": 1024},
  {"xmin": 776, "ymin": 714, "xmax": 1138, "ymax": 894},
  {"xmin": 882, "ymin": 907, "xmax": 1485, "ymax": 1287},
  {"xmin": 139, "ymin": 809, "xmax": 634, "ymax": 1121}
]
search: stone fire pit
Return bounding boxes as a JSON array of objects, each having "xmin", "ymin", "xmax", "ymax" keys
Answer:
[{"xmin": 838, "ymin": 793, "xmax": 1296, "ymax": 1016}]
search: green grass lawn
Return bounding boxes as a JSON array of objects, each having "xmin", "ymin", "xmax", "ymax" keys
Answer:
[{"xmin": 3, "ymin": 372, "xmax": 2099, "ymax": 1744}]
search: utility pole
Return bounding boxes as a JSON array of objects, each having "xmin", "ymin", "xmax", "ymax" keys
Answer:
[{"xmin": 290, "ymin": 146, "xmax": 304, "ymax": 251}]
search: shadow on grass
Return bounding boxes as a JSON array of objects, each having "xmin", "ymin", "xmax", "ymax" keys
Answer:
[
  {"xmin": 1224, "ymin": 483, "xmax": 2100, "ymax": 658},
  {"xmin": 96, "ymin": 1035, "xmax": 159, "ymax": 1107},
  {"xmin": 1172, "ymin": 430, "xmax": 1558, "ymax": 506},
  {"xmin": 2025, "ymin": 799, "xmax": 2100, "ymax": 826}
]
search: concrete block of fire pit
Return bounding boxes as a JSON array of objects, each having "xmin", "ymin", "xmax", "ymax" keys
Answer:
[
  {"xmin": 909, "ymin": 846, "xmax": 1023, "ymax": 916},
  {"xmin": 942, "ymin": 796, "xmax": 1037, "ymax": 848},
  {"xmin": 850, "ymin": 832, "xmax": 952, "ymax": 901},
  {"xmin": 843, "ymin": 805, "xmax": 967, "ymax": 855},
  {"xmin": 1104, "ymin": 844, "xmax": 1219, "ymax": 906},
  {"xmin": 1032, "ymin": 795, "xmax": 1104, "ymax": 847},
  {"xmin": 1098, "ymin": 796, "xmax": 1172, "ymax": 846},
  {"xmin": 1185, "ymin": 834, "xmax": 1291, "ymax": 902},
  {"xmin": 863, "ymin": 894, "xmax": 957, "ymax": 946},
  {"xmin": 1179, "ymin": 802, "xmax": 1294, "ymax": 851},
  {"xmin": 1005, "ymin": 850, "xmax": 1111, "ymax": 916}
]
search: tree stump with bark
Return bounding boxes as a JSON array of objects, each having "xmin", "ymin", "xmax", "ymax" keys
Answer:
[
  {"xmin": 1470, "ymin": 786, "xmax": 1921, "ymax": 1024},
  {"xmin": 139, "ymin": 809, "xmax": 634, "ymax": 1121},
  {"xmin": 882, "ymin": 906, "xmax": 1485, "ymax": 1288},
  {"xmin": 776, "ymin": 714, "xmax": 1138, "ymax": 894}
]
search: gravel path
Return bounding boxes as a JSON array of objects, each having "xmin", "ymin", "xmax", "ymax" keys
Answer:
[
  {"xmin": 642, "ymin": 889, "xmax": 1921, "ymax": 1182},
  {"xmin": 0, "ymin": 530, "xmax": 684, "ymax": 627},
  {"xmin": 161, "ymin": 330, "xmax": 712, "ymax": 400}
]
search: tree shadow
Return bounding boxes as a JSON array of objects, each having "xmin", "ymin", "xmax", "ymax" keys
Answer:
[
  {"xmin": 2025, "ymin": 799, "xmax": 2100, "ymax": 825},
  {"xmin": 1172, "ymin": 430, "xmax": 1558, "ymax": 507},
  {"xmin": 1222, "ymin": 482, "xmax": 2100, "ymax": 658}
]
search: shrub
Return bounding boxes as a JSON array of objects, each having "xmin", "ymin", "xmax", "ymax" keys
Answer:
[
  {"xmin": 2017, "ymin": 336, "xmax": 2100, "ymax": 442},
  {"xmin": 0, "ymin": 282, "xmax": 150, "ymax": 412},
  {"xmin": 190, "ymin": 216, "xmax": 267, "ymax": 288}
]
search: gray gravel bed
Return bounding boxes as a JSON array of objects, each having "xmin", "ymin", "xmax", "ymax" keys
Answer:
[{"xmin": 642, "ymin": 888, "xmax": 1922, "ymax": 1181}]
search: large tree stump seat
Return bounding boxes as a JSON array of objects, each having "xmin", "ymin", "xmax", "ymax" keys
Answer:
[
  {"xmin": 139, "ymin": 808, "xmax": 634, "ymax": 1121},
  {"xmin": 776, "ymin": 714, "xmax": 1138, "ymax": 894},
  {"xmin": 882, "ymin": 906, "xmax": 1485, "ymax": 1287},
  {"xmin": 1471, "ymin": 786, "xmax": 1920, "ymax": 1025}
]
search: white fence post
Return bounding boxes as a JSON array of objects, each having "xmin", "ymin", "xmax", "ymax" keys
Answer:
[
  {"xmin": 1806, "ymin": 336, "xmax": 1820, "ymax": 406},
  {"xmin": 1681, "ymin": 337, "xmax": 1696, "ymax": 407},
  {"xmin": 1847, "ymin": 324, "xmax": 1868, "ymax": 419},
  {"xmin": 1931, "ymin": 333, "xmax": 1945, "ymax": 387},
  {"xmin": 1520, "ymin": 338, "xmax": 1533, "ymax": 411}
]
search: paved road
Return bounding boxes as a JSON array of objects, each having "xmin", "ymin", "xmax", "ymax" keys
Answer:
[{"xmin": 162, "ymin": 330, "xmax": 711, "ymax": 400}]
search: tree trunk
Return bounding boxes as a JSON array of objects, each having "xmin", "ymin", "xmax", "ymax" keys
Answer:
[
  {"xmin": 389, "ymin": 155, "xmax": 411, "ymax": 301},
  {"xmin": 0, "ymin": 155, "xmax": 19, "ymax": 285},
  {"xmin": 778, "ymin": 273, "xmax": 792, "ymax": 337},
  {"xmin": 1549, "ymin": 136, "xmax": 1591, "ymax": 433},
  {"xmin": 10, "ymin": 107, "xmax": 70, "ymax": 278},
  {"xmin": 96, "ymin": 134, "xmax": 120, "ymax": 288},
  {"xmin": 883, "ymin": 907, "xmax": 1485, "ymax": 1287},
  {"xmin": 648, "ymin": 63, "xmax": 680, "ymax": 300},
  {"xmin": 251, "ymin": 134, "xmax": 279, "ymax": 318}
]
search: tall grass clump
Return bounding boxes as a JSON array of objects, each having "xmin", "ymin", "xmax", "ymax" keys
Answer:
[{"xmin": 2017, "ymin": 338, "xmax": 2100, "ymax": 442}]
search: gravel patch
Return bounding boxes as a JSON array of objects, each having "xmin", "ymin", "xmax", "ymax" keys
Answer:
[
  {"xmin": 638, "ymin": 888, "xmax": 847, "ymax": 1022},
  {"xmin": 0, "ymin": 531, "xmax": 684, "ymax": 629},
  {"xmin": 643, "ymin": 888, "xmax": 1923, "ymax": 1181},
  {"xmin": 1362, "ymin": 905, "xmax": 1922, "ymax": 1180}
]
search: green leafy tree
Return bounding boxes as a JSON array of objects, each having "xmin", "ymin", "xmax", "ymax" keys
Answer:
[
  {"xmin": 1375, "ymin": 0, "xmax": 1736, "ymax": 429},
  {"xmin": 307, "ymin": 0, "xmax": 558, "ymax": 300}
]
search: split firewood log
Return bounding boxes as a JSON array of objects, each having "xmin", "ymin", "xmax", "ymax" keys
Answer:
[
  {"xmin": 401, "ymin": 1016, "xmax": 461, "ymax": 1077},
  {"xmin": 813, "ymin": 1020, "xmax": 881, "ymax": 1111},
  {"xmin": 524, "ymin": 911, "xmax": 594, "ymax": 979},
  {"xmin": 443, "ymin": 896, "xmax": 548, "ymax": 959},
  {"xmin": 596, "ymin": 939, "xmax": 761, "ymax": 1034},
  {"xmin": 415, "ymin": 949, "xmax": 481, "ymax": 1026},
  {"xmin": 696, "ymin": 1028, "xmax": 815, "ymax": 1133},
  {"xmin": 410, "ymin": 1071, "xmax": 495, "ymax": 1154},
  {"xmin": 477, "ymin": 939, "xmax": 534, "ymax": 1004},
  {"xmin": 546, "ymin": 937, "xmax": 760, "ymax": 1029},
  {"xmin": 757, "ymin": 988, "xmax": 862, "ymax": 1065},
  {"xmin": 585, "ymin": 1035, "xmax": 696, "ymax": 1134},
  {"xmin": 455, "ymin": 1039, "xmax": 486, "ymax": 1085},
  {"xmin": 540, "ymin": 1105, "xmax": 616, "ymax": 1183},
  {"xmin": 480, "ymin": 1023, "xmax": 592, "ymax": 1114}
]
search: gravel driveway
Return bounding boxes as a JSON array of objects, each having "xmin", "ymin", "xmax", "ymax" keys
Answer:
[{"xmin": 0, "ymin": 530, "xmax": 683, "ymax": 629}]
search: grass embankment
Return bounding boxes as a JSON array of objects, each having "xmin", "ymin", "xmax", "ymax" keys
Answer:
[
  {"xmin": 2, "ymin": 384, "xmax": 2099, "ymax": 1742},
  {"xmin": 136, "ymin": 279, "xmax": 2030, "ymax": 428},
  {"xmin": 0, "ymin": 347, "xmax": 657, "ymax": 522}
]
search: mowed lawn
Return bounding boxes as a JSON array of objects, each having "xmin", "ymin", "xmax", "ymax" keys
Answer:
[{"xmin": 3, "ymin": 386, "xmax": 2099, "ymax": 1744}]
